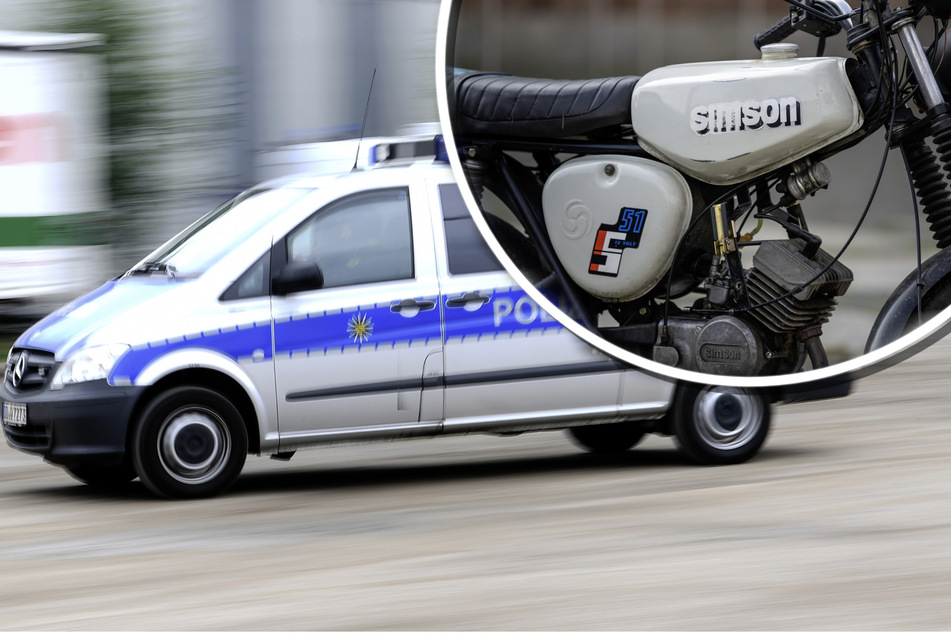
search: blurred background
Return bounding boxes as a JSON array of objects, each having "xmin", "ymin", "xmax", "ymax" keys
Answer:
[
  {"xmin": 456, "ymin": 0, "xmax": 800, "ymax": 76},
  {"xmin": 0, "ymin": 0, "xmax": 441, "ymax": 328},
  {"xmin": 0, "ymin": 4, "xmax": 948, "ymax": 629},
  {"xmin": 452, "ymin": 0, "xmax": 939, "ymax": 364},
  {"xmin": 0, "ymin": 0, "xmax": 940, "ymax": 363}
]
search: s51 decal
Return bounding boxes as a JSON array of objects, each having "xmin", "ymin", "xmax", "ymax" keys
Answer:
[{"xmin": 589, "ymin": 207, "xmax": 648, "ymax": 277}]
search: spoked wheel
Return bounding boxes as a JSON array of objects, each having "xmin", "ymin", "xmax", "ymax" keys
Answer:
[
  {"xmin": 132, "ymin": 386, "xmax": 248, "ymax": 499},
  {"xmin": 568, "ymin": 423, "xmax": 645, "ymax": 454},
  {"xmin": 671, "ymin": 384, "xmax": 771, "ymax": 465}
]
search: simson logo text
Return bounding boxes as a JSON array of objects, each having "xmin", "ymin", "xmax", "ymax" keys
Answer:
[{"xmin": 690, "ymin": 96, "xmax": 802, "ymax": 135}]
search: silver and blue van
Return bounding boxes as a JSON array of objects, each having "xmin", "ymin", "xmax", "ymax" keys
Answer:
[{"xmin": 1, "ymin": 139, "xmax": 848, "ymax": 498}]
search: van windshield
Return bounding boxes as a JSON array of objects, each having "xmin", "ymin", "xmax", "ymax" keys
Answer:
[{"xmin": 127, "ymin": 188, "xmax": 309, "ymax": 278}]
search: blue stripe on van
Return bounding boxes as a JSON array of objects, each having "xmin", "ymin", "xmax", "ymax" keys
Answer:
[
  {"xmin": 106, "ymin": 288, "xmax": 565, "ymax": 385},
  {"xmin": 110, "ymin": 322, "xmax": 272, "ymax": 384},
  {"xmin": 274, "ymin": 298, "xmax": 443, "ymax": 357}
]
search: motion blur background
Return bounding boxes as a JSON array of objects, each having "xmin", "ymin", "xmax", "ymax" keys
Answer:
[
  {"xmin": 0, "ymin": 0, "xmax": 938, "ymax": 362},
  {"xmin": 457, "ymin": 0, "xmax": 805, "ymax": 75},
  {"xmin": 1, "ymin": 0, "xmax": 441, "ymax": 326},
  {"xmin": 0, "ymin": 3, "xmax": 948, "ymax": 630}
]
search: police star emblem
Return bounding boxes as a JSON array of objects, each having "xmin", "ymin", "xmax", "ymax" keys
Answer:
[{"xmin": 347, "ymin": 312, "xmax": 374, "ymax": 343}]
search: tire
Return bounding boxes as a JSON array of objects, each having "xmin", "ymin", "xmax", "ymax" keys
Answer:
[
  {"xmin": 568, "ymin": 423, "xmax": 645, "ymax": 454},
  {"xmin": 131, "ymin": 386, "xmax": 248, "ymax": 499},
  {"xmin": 902, "ymin": 274, "xmax": 951, "ymax": 336},
  {"xmin": 671, "ymin": 384, "xmax": 770, "ymax": 465},
  {"xmin": 64, "ymin": 462, "xmax": 137, "ymax": 488}
]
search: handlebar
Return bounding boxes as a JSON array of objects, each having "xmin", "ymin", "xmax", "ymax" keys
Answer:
[
  {"xmin": 754, "ymin": 13, "xmax": 797, "ymax": 50},
  {"xmin": 754, "ymin": 1, "xmax": 854, "ymax": 50}
]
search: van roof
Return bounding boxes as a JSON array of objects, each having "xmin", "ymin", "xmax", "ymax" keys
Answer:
[
  {"xmin": 254, "ymin": 153, "xmax": 451, "ymax": 191},
  {"xmin": 0, "ymin": 30, "xmax": 104, "ymax": 51}
]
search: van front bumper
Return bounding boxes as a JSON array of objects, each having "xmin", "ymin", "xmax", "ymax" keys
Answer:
[{"xmin": 1, "ymin": 380, "xmax": 145, "ymax": 468}]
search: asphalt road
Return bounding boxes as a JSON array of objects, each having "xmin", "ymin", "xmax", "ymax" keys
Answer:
[{"xmin": 0, "ymin": 342, "xmax": 949, "ymax": 630}]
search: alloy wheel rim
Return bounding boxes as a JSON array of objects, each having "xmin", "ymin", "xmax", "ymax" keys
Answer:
[
  {"xmin": 694, "ymin": 387, "xmax": 762, "ymax": 450},
  {"xmin": 157, "ymin": 406, "xmax": 231, "ymax": 484}
]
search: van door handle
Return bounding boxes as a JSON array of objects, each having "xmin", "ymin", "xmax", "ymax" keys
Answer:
[
  {"xmin": 446, "ymin": 292, "xmax": 490, "ymax": 310},
  {"xmin": 391, "ymin": 298, "xmax": 436, "ymax": 317}
]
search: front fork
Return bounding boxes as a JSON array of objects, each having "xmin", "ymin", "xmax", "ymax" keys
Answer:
[
  {"xmin": 894, "ymin": 11, "xmax": 945, "ymax": 110},
  {"xmin": 853, "ymin": 5, "xmax": 951, "ymax": 249},
  {"xmin": 862, "ymin": 4, "xmax": 951, "ymax": 346}
]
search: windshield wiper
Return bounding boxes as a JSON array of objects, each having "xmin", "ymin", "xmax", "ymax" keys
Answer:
[{"xmin": 125, "ymin": 261, "xmax": 178, "ymax": 278}]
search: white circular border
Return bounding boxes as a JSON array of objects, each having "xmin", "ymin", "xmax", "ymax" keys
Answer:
[{"xmin": 434, "ymin": 0, "xmax": 951, "ymax": 388}]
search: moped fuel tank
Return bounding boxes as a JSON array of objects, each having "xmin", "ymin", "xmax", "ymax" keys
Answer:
[{"xmin": 631, "ymin": 45, "xmax": 863, "ymax": 185}]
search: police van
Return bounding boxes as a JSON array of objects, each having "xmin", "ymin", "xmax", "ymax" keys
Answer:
[{"xmin": 1, "ymin": 138, "xmax": 846, "ymax": 498}]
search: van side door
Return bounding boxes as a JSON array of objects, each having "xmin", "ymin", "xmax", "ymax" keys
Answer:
[
  {"xmin": 270, "ymin": 184, "xmax": 443, "ymax": 446},
  {"xmin": 431, "ymin": 182, "xmax": 623, "ymax": 432}
]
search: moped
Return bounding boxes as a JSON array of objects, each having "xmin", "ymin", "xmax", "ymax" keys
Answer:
[{"xmin": 450, "ymin": 0, "xmax": 951, "ymax": 378}]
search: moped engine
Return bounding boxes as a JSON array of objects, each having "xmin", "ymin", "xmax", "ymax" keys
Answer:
[
  {"xmin": 654, "ymin": 315, "xmax": 770, "ymax": 376},
  {"xmin": 652, "ymin": 239, "xmax": 853, "ymax": 376},
  {"xmin": 542, "ymin": 155, "xmax": 693, "ymax": 302},
  {"xmin": 745, "ymin": 239, "xmax": 853, "ymax": 334}
]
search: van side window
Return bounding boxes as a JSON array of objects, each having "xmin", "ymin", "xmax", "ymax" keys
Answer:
[
  {"xmin": 439, "ymin": 183, "xmax": 502, "ymax": 275},
  {"xmin": 286, "ymin": 188, "xmax": 414, "ymax": 288},
  {"xmin": 220, "ymin": 253, "xmax": 270, "ymax": 301}
]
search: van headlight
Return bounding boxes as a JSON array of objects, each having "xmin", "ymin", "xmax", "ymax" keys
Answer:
[{"xmin": 51, "ymin": 344, "xmax": 131, "ymax": 389}]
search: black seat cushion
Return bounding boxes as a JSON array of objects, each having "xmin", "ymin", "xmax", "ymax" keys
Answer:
[{"xmin": 453, "ymin": 73, "xmax": 640, "ymax": 139}]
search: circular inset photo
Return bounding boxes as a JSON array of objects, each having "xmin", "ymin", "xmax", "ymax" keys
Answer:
[{"xmin": 436, "ymin": 0, "xmax": 951, "ymax": 387}]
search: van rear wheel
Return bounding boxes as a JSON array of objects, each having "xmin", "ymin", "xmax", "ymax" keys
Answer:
[
  {"xmin": 671, "ymin": 384, "xmax": 770, "ymax": 465},
  {"xmin": 568, "ymin": 423, "xmax": 644, "ymax": 454},
  {"xmin": 132, "ymin": 386, "xmax": 247, "ymax": 499}
]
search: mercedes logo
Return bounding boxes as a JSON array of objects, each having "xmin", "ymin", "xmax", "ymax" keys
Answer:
[{"xmin": 11, "ymin": 353, "xmax": 27, "ymax": 388}]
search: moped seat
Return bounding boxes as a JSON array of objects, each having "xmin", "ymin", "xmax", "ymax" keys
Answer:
[{"xmin": 453, "ymin": 73, "xmax": 640, "ymax": 139}]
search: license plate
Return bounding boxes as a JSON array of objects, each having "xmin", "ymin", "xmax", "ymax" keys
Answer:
[{"xmin": 2, "ymin": 401, "xmax": 27, "ymax": 427}]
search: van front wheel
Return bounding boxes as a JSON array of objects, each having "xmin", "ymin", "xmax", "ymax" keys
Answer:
[
  {"xmin": 64, "ymin": 462, "xmax": 137, "ymax": 488},
  {"xmin": 672, "ymin": 385, "xmax": 770, "ymax": 465},
  {"xmin": 132, "ymin": 386, "xmax": 248, "ymax": 499}
]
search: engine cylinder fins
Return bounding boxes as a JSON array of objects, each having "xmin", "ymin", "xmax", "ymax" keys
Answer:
[
  {"xmin": 746, "ymin": 274, "xmax": 839, "ymax": 333},
  {"xmin": 744, "ymin": 239, "xmax": 853, "ymax": 334}
]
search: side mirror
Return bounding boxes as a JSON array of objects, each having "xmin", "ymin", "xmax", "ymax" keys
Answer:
[{"xmin": 272, "ymin": 260, "xmax": 324, "ymax": 296}]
